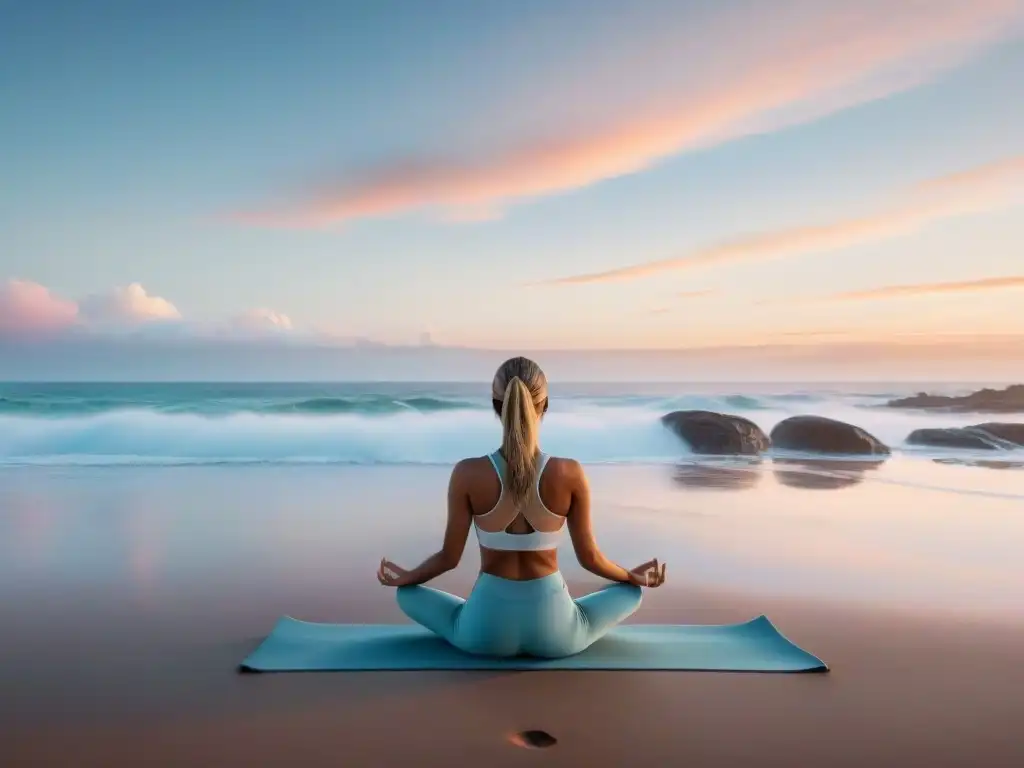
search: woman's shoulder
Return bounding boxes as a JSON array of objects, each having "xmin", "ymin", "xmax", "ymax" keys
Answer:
[
  {"xmin": 452, "ymin": 455, "xmax": 495, "ymax": 476},
  {"xmin": 449, "ymin": 456, "xmax": 499, "ymax": 496},
  {"xmin": 541, "ymin": 454, "xmax": 583, "ymax": 479}
]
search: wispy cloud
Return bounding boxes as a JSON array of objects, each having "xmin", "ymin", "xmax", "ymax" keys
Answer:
[
  {"xmin": 543, "ymin": 154, "xmax": 1024, "ymax": 285},
  {"xmin": 649, "ymin": 289, "xmax": 716, "ymax": 314},
  {"xmin": 776, "ymin": 329, "xmax": 856, "ymax": 338},
  {"xmin": 236, "ymin": 1, "xmax": 1021, "ymax": 228},
  {"xmin": 823, "ymin": 275, "xmax": 1024, "ymax": 302}
]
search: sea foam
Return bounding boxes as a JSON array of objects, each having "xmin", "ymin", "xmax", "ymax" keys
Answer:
[{"xmin": 0, "ymin": 391, "xmax": 1020, "ymax": 466}]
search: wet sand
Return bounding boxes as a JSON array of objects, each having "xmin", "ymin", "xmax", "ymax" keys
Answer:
[{"xmin": 2, "ymin": 463, "xmax": 1023, "ymax": 766}]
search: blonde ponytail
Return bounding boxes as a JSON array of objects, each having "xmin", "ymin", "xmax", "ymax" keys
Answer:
[
  {"xmin": 491, "ymin": 357, "xmax": 549, "ymax": 508},
  {"xmin": 500, "ymin": 377, "xmax": 540, "ymax": 507}
]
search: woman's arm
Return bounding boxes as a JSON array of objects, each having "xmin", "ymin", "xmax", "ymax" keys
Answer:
[
  {"xmin": 390, "ymin": 460, "xmax": 474, "ymax": 587},
  {"xmin": 565, "ymin": 460, "xmax": 633, "ymax": 583}
]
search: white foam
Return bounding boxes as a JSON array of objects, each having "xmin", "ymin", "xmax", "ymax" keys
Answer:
[
  {"xmin": 0, "ymin": 407, "xmax": 683, "ymax": 466},
  {"xmin": 0, "ymin": 396, "xmax": 1020, "ymax": 466}
]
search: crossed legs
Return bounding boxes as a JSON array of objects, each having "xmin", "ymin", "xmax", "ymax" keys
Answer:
[
  {"xmin": 395, "ymin": 580, "xmax": 642, "ymax": 658},
  {"xmin": 395, "ymin": 585, "xmax": 464, "ymax": 646}
]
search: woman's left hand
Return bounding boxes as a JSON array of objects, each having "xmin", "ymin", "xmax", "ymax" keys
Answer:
[{"xmin": 377, "ymin": 558, "xmax": 410, "ymax": 587}]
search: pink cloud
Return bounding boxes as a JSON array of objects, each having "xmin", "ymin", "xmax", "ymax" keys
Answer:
[
  {"xmin": 235, "ymin": 0, "xmax": 1021, "ymax": 228},
  {"xmin": 78, "ymin": 283, "xmax": 181, "ymax": 325},
  {"xmin": 231, "ymin": 308, "xmax": 294, "ymax": 332},
  {"xmin": 0, "ymin": 278, "xmax": 307, "ymax": 341},
  {"xmin": 824, "ymin": 275, "xmax": 1024, "ymax": 302},
  {"xmin": 542, "ymin": 154, "xmax": 1024, "ymax": 285},
  {"xmin": 0, "ymin": 279, "xmax": 79, "ymax": 335}
]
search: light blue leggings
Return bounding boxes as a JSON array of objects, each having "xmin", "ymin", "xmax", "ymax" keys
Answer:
[{"xmin": 396, "ymin": 571, "xmax": 642, "ymax": 658}]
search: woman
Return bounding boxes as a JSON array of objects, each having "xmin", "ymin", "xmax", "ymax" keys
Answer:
[{"xmin": 376, "ymin": 356, "xmax": 666, "ymax": 658}]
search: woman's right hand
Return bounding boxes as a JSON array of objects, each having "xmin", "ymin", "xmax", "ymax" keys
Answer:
[
  {"xmin": 377, "ymin": 558, "xmax": 411, "ymax": 587},
  {"xmin": 627, "ymin": 558, "xmax": 666, "ymax": 588}
]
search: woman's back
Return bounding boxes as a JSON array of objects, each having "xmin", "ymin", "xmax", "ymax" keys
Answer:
[{"xmin": 461, "ymin": 452, "xmax": 577, "ymax": 581}]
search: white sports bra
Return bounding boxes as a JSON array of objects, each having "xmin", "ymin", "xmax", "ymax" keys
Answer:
[{"xmin": 472, "ymin": 450, "xmax": 566, "ymax": 552}]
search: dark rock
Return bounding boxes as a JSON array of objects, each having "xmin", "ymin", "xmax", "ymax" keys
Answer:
[
  {"xmin": 886, "ymin": 385, "xmax": 1024, "ymax": 413},
  {"xmin": 510, "ymin": 730, "xmax": 558, "ymax": 749},
  {"xmin": 907, "ymin": 427, "xmax": 1013, "ymax": 451},
  {"xmin": 769, "ymin": 415, "xmax": 890, "ymax": 456},
  {"xmin": 660, "ymin": 410, "xmax": 770, "ymax": 455},
  {"xmin": 971, "ymin": 422, "xmax": 1024, "ymax": 446}
]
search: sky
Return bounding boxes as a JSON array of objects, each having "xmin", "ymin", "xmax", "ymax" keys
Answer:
[{"xmin": 2, "ymin": 0, "xmax": 1024, "ymax": 380}]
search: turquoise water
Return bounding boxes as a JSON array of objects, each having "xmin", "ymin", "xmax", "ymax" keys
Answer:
[
  {"xmin": 0, "ymin": 381, "xmax": 1019, "ymax": 466},
  {"xmin": 0, "ymin": 381, "xmax": 866, "ymax": 416}
]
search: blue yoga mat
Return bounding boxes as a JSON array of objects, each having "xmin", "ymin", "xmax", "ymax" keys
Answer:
[{"xmin": 239, "ymin": 615, "xmax": 828, "ymax": 673}]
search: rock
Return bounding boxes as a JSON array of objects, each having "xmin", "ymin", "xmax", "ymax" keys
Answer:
[
  {"xmin": 769, "ymin": 415, "xmax": 890, "ymax": 455},
  {"xmin": 971, "ymin": 422, "xmax": 1024, "ymax": 446},
  {"xmin": 660, "ymin": 410, "xmax": 770, "ymax": 455},
  {"xmin": 906, "ymin": 426, "xmax": 1022, "ymax": 450},
  {"xmin": 886, "ymin": 385, "xmax": 1024, "ymax": 413}
]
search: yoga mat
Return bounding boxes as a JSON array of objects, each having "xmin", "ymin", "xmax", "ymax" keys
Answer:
[{"xmin": 239, "ymin": 615, "xmax": 828, "ymax": 673}]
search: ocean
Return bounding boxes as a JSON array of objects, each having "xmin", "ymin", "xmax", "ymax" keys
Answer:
[
  {"xmin": 1, "ymin": 379, "xmax": 1022, "ymax": 630},
  {"xmin": 0, "ymin": 381, "xmax": 1020, "ymax": 466}
]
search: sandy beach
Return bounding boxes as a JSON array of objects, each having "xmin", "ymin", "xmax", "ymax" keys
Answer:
[
  {"xmin": 4, "ymin": 0, "xmax": 1024, "ymax": 760},
  {"xmin": 2, "ymin": 461, "xmax": 1023, "ymax": 767}
]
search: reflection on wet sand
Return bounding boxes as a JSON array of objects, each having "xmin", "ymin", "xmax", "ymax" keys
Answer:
[
  {"xmin": 671, "ymin": 457, "xmax": 892, "ymax": 492},
  {"xmin": 672, "ymin": 458, "xmax": 763, "ymax": 491},
  {"xmin": 772, "ymin": 458, "xmax": 886, "ymax": 490},
  {"xmin": 933, "ymin": 457, "xmax": 1024, "ymax": 471}
]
